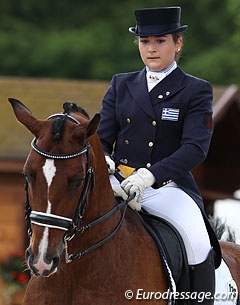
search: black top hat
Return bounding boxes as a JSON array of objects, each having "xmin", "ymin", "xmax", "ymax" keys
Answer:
[{"xmin": 129, "ymin": 7, "xmax": 188, "ymax": 36}]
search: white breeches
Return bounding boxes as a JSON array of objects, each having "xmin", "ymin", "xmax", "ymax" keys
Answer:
[{"xmin": 110, "ymin": 175, "xmax": 211, "ymax": 265}]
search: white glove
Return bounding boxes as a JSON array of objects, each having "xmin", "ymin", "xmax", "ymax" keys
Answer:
[
  {"xmin": 112, "ymin": 184, "xmax": 141, "ymax": 211},
  {"xmin": 121, "ymin": 168, "xmax": 156, "ymax": 203},
  {"xmin": 105, "ymin": 155, "xmax": 115, "ymax": 174}
]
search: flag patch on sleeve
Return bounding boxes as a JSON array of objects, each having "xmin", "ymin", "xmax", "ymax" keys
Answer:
[
  {"xmin": 161, "ymin": 108, "xmax": 180, "ymax": 121},
  {"xmin": 204, "ymin": 114, "xmax": 213, "ymax": 131}
]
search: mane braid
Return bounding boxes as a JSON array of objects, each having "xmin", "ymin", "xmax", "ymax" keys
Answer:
[
  {"xmin": 63, "ymin": 102, "xmax": 89, "ymax": 118},
  {"xmin": 52, "ymin": 116, "xmax": 66, "ymax": 143}
]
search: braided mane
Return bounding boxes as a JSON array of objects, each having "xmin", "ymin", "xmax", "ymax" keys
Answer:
[{"xmin": 51, "ymin": 102, "xmax": 90, "ymax": 143}]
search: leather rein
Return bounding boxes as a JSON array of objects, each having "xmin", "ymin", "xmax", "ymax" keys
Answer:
[{"xmin": 24, "ymin": 113, "xmax": 131, "ymax": 263}]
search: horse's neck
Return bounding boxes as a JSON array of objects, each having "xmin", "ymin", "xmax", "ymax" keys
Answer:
[
  {"xmin": 87, "ymin": 135, "xmax": 116, "ymax": 218},
  {"xmin": 69, "ymin": 141, "xmax": 119, "ymax": 260}
]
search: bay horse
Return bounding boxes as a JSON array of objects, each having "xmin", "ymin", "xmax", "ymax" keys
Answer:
[{"xmin": 9, "ymin": 98, "xmax": 240, "ymax": 305}]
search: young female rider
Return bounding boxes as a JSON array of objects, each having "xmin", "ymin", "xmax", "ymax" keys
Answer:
[{"xmin": 98, "ymin": 7, "xmax": 221, "ymax": 304}]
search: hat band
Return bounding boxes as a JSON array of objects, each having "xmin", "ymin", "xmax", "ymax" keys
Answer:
[{"xmin": 135, "ymin": 23, "xmax": 182, "ymax": 35}]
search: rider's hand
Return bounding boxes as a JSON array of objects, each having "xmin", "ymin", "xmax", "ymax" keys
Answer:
[
  {"xmin": 112, "ymin": 184, "xmax": 141, "ymax": 211},
  {"xmin": 105, "ymin": 155, "xmax": 115, "ymax": 174},
  {"xmin": 121, "ymin": 168, "xmax": 156, "ymax": 203}
]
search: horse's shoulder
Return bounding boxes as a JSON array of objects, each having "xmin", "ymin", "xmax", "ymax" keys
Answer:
[
  {"xmin": 220, "ymin": 240, "xmax": 240, "ymax": 253},
  {"xmin": 124, "ymin": 209, "xmax": 156, "ymax": 240},
  {"xmin": 220, "ymin": 241, "xmax": 240, "ymax": 286},
  {"xmin": 220, "ymin": 241, "xmax": 240, "ymax": 268}
]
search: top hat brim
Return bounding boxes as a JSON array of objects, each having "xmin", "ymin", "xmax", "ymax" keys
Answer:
[{"xmin": 129, "ymin": 25, "xmax": 188, "ymax": 36}]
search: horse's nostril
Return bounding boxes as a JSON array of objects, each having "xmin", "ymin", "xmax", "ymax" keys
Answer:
[
  {"xmin": 50, "ymin": 256, "xmax": 60, "ymax": 268},
  {"xmin": 46, "ymin": 255, "xmax": 60, "ymax": 269},
  {"xmin": 25, "ymin": 248, "xmax": 31, "ymax": 260},
  {"xmin": 41, "ymin": 256, "xmax": 60, "ymax": 277},
  {"xmin": 25, "ymin": 248, "xmax": 34, "ymax": 267}
]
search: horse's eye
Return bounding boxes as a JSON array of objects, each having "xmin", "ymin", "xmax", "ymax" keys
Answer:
[
  {"xmin": 23, "ymin": 172, "xmax": 34, "ymax": 183},
  {"xmin": 68, "ymin": 177, "xmax": 84, "ymax": 189}
]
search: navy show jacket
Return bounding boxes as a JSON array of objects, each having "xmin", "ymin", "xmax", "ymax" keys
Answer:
[{"xmin": 98, "ymin": 66, "xmax": 213, "ymax": 211}]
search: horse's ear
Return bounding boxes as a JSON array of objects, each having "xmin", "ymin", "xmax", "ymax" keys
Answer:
[
  {"xmin": 8, "ymin": 98, "xmax": 43, "ymax": 137},
  {"xmin": 86, "ymin": 113, "xmax": 100, "ymax": 138},
  {"xmin": 73, "ymin": 113, "xmax": 100, "ymax": 141}
]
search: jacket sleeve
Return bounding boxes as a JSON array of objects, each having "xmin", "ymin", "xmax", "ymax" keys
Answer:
[
  {"xmin": 150, "ymin": 79, "xmax": 213, "ymax": 188},
  {"xmin": 97, "ymin": 76, "xmax": 117, "ymax": 156}
]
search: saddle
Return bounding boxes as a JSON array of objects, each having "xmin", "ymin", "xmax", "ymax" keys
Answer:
[{"xmin": 138, "ymin": 209, "xmax": 190, "ymax": 300}]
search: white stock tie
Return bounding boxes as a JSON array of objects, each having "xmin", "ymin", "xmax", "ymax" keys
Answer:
[{"xmin": 146, "ymin": 71, "xmax": 166, "ymax": 91}]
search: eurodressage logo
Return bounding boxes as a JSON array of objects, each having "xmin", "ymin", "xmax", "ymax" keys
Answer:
[
  {"xmin": 227, "ymin": 280, "xmax": 238, "ymax": 304},
  {"xmin": 125, "ymin": 286, "xmax": 239, "ymax": 303}
]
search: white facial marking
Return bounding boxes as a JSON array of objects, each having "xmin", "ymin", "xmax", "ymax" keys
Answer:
[
  {"xmin": 35, "ymin": 159, "xmax": 56, "ymax": 274},
  {"xmin": 43, "ymin": 159, "xmax": 56, "ymax": 191},
  {"xmin": 43, "ymin": 159, "xmax": 56, "ymax": 214}
]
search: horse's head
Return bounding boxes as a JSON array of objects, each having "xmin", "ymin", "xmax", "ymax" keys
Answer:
[{"xmin": 9, "ymin": 98, "xmax": 102, "ymax": 277}]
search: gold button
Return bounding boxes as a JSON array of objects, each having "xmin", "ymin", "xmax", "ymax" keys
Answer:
[
  {"xmin": 152, "ymin": 120, "xmax": 157, "ymax": 126},
  {"xmin": 162, "ymin": 182, "xmax": 167, "ymax": 186},
  {"xmin": 148, "ymin": 142, "xmax": 153, "ymax": 147},
  {"xmin": 124, "ymin": 140, "xmax": 129, "ymax": 144},
  {"xmin": 146, "ymin": 163, "xmax": 151, "ymax": 168},
  {"xmin": 123, "ymin": 159, "xmax": 128, "ymax": 164},
  {"xmin": 158, "ymin": 94, "xmax": 164, "ymax": 99},
  {"xmin": 126, "ymin": 118, "xmax": 131, "ymax": 123}
]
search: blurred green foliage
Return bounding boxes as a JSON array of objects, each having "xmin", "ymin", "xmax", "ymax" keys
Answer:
[{"xmin": 0, "ymin": 0, "xmax": 239, "ymax": 85}]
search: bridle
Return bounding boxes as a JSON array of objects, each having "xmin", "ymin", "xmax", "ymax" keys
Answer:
[{"xmin": 24, "ymin": 113, "xmax": 131, "ymax": 263}]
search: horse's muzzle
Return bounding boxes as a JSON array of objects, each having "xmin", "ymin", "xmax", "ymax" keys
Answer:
[{"xmin": 26, "ymin": 247, "xmax": 60, "ymax": 277}]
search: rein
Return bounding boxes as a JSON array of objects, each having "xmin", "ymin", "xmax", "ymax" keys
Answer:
[
  {"xmin": 24, "ymin": 113, "xmax": 130, "ymax": 263},
  {"xmin": 64, "ymin": 195, "xmax": 133, "ymax": 263}
]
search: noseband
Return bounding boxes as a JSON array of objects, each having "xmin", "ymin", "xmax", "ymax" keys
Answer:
[{"xmin": 24, "ymin": 113, "xmax": 130, "ymax": 263}]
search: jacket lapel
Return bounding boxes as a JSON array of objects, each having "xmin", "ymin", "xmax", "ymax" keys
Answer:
[
  {"xmin": 126, "ymin": 69, "xmax": 156, "ymax": 118},
  {"xmin": 125, "ymin": 67, "xmax": 186, "ymax": 116},
  {"xmin": 150, "ymin": 67, "xmax": 186, "ymax": 104}
]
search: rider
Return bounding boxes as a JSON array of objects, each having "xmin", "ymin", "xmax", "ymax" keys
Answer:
[{"xmin": 97, "ymin": 7, "xmax": 220, "ymax": 304}]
